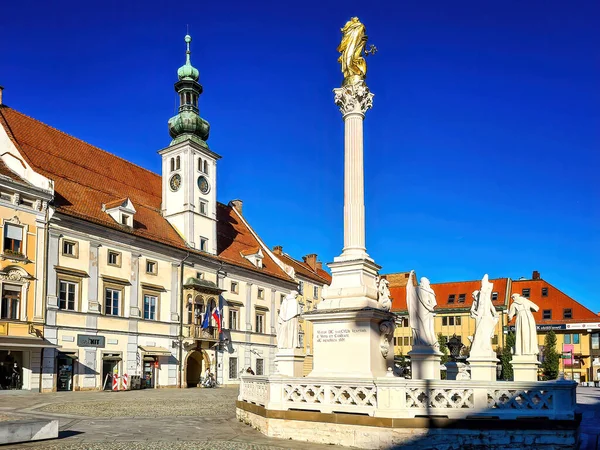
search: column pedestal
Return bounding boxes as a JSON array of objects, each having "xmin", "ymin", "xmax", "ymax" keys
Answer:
[
  {"xmin": 408, "ymin": 346, "xmax": 442, "ymax": 380},
  {"xmin": 275, "ymin": 348, "xmax": 305, "ymax": 377},
  {"xmin": 304, "ymin": 308, "xmax": 395, "ymax": 378},
  {"xmin": 468, "ymin": 357, "xmax": 499, "ymax": 381},
  {"xmin": 446, "ymin": 361, "xmax": 470, "ymax": 380},
  {"xmin": 511, "ymin": 355, "xmax": 540, "ymax": 382}
]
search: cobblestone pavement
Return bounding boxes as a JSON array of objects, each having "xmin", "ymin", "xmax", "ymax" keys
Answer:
[
  {"xmin": 577, "ymin": 387, "xmax": 600, "ymax": 450},
  {"xmin": 0, "ymin": 387, "xmax": 337, "ymax": 449}
]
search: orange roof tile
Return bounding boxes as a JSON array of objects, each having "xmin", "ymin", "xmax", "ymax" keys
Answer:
[{"xmin": 0, "ymin": 105, "xmax": 292, "ymax": 283}]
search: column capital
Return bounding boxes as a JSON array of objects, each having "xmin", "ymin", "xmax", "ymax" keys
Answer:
[{"xmin": 333, "ymin": 80, "xmax": 374, "ymax": 117}]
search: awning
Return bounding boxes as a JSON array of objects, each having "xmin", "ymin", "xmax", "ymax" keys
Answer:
[
  {"xmin": 102, "ymin": 353, "xmax": 122, "ymax": 361},
  {"xmin": 0, "ymin": 337, "xmax": 60, "ymax": 349},
  {"xmin": 138, "ymin": 346, "xmax": 171, "ymax": 356},
  {"xmin": 58, "ymin": 351, "xmax": 79, "ymax": 359}
]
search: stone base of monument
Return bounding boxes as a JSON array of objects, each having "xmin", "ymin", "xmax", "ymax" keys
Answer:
[
  {"xmin": 468, "ymin": 356, "xmax": 499, "ymax": 381},
  {"xmin": 303, "ymin": 307, "xmax": 395, "ymax": 378},
  {"xmin": 445, "ymin": 361, "xmax": 470, "ymax": 380},
  {"xmin": 408, "ymin": 346, "xmax": 442, "ymax": 380},
  {"xmin": 274, "ymin": 348, "xmax": 305, "ymax": 377},
  {"xmin": 237, "ymin": 377, "xmax": 579, "ymax": 449},
  {"xmin": 511, "ymin": 355, "xmax": 541, "ymax": 382}
]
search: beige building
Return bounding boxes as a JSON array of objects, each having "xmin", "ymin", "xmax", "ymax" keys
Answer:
[
  {"xmin": 0, "ymin": 148, "xmax": 54, "ymax": 390},
  {"xmin": 0, "ymin": 36, "xmax": 298, "ymax": 391},
  {"xmin": 271, "ymin": 246, "xmax": 331, "ymax": 374}
]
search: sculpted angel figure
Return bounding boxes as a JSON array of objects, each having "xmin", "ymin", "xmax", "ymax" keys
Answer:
[
  {"xmin": 508, "ymin": 293, "xmax": 539, "ymax": 356},
  {"xmin": 337, "ymin": 17, "xmax": 368, "ymax": 83},
  {"xmin": 376, "ymin": 276, "xmax": 392, "ymax": 311},
  {"xmin": 406, "ymin": 271, "xmax": 438, "ymax": 347},
  {"xmin": 469, "ymin": 274, "xmax": 499, "ymax": 357},
  {"xmin": 277, "ymin": 291, "xmax": 301, "ymax": 349}
]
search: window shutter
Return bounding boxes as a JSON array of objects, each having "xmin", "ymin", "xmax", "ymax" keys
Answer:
[{"xmin": 5, "ymin": 224, "xmax": 22, "ymax": 240}]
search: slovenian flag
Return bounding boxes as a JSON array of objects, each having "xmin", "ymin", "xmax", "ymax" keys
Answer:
[{"xmin": 211, "ymin": 307, "xmax": 222, "ymax": 334}]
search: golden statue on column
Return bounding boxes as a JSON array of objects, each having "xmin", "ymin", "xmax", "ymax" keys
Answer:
[{"xmin": 337, "ymin": 17, "xmax": 376, "ymax": 86}]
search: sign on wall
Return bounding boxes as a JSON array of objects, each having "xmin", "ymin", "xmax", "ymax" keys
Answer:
[{"xmin": 77, "ymin": 335, "xmax": 106, "ymax": 348}]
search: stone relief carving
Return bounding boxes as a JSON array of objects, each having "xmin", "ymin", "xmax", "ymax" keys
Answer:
[
  {"xmin": 379, "ymin": 320, "xmax": 395, "ymax": 358},
  {"xmin": 333, "ymin": 80, "xmax": 374, "ymax": 116}
]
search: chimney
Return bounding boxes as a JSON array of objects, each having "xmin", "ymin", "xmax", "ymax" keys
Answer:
[
  {"xmin": 0, "ymin": 86, "xmax": 3, "ymax": 105},
  {"xmin": 273, "ymin": 245, "xmax": 283, "ymax": 255},
  {"xmin": 316, "ymin": 261, "xmax": 323, "ymax": 270},
  {"xmin": 303, "ymin": 254, "xmax": 318, "ymax": 272},
  {"xmin": 532, "ymin": 270, "xmax": 540, "ymax": 280},
  {"xmin": 229, "ymin": 199, "xmax": 243, "ymax": 215}
]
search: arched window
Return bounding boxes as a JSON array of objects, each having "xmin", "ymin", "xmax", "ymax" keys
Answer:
[
  {"xmin": 185, "ymin": 92, "xmax": 191, "ymax": 105},
  {"xmin": 198, "ymin": 157, "xmax": 202, "ymax": 171},
  {"xmin": 176, "ymin": 156, "xmax": 181, "ymax": 170},
  {"xmin": 187, "ymin": 295, "xmax": 193, "ymax": 324},
  {"xmin": 170, "ymin": 158, "xmax": 175, "ymax": 172},
  {"xmin": 203, "ymin": 160, "xmax": 209, "ymax": 175},
  {"xmin": 194, "ymin": 295, "xmax": 204, "ymax": 325}
]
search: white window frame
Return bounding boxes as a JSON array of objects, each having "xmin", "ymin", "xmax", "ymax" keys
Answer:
[
  {"xmin": 146, "ymin": 260, "xmax": 158, "ymax": 275},
  {"xmin": 143, "ymin": 294, "xmax": 157, "ymax": 320},
  {"xmin": 58, "ymin": 280, "xmax": 77, "ymax": 311},
  {"xmin": 229, "ymin": 308, "xmax": 239, "ymax": 330},
  {"xmin": 255, "ymin": 313, "xmax": 265, "ymax": 334},
  {"xmin": 104, "ymin": 288, "xmax": 121, "ymax": 316}
]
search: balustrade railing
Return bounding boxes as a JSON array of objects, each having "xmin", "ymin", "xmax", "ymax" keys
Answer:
[{"xmin": 184, "ymin": 324, "xmax": 219, "ymax": 341}]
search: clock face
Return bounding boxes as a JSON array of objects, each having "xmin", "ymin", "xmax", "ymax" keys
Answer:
[
  {"xmin": 169, "ymin": 174, "xmax": 181, "ymax": 191},
  {"xmin": 197, "ymin": 176, "xmax": 210, "ymax": 194}
]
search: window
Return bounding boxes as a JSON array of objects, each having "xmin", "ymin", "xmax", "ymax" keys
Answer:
[
  {"xmin": 203, "ymin": 160, "xmax": 209, "ymax": 175},
  {"xmin": 401, "ymin": 317, "xmax": 409, "ymax": 327},
  {"xmin": 21, "ymin": 198, "xmax": 35, "ymax": 209},
  {"xmin": 0, "ymin": 192, "xmax": 12, "ymax": 202},
  {"xmin": 58, "ymin": 280, "xmax": 77, "ymax": 311},
  {"xmin": 447, "ymin": 294, "xmax": 455, "ymax": 304},
  {"xmin": 543, "ymin": 309, "xmax": 552, "ymax": 320},
  {"xmin": 541, "ymin": 287, "xmax": 548, "ymax": 297},
  {"xmin": 1, "ymin": 285, "xmax": 20, "ymax": 319},
  {"xmin": 564, "ymin": 334, "xmax": 571, "ymax": 345},
  {"xmin": 491, "ymin": 292, "xmax": 498, "ymax": 301},
  {"xmin": 170, "ymin": 158, "xmax": 175, "ymax": 172},
  {"xmin": 522, "ymin": 288, "xmax": 530, "ymax": 298},
  {"xmin": 200, "ymin": 237, "xmax": 208, "ymax": 252},
  {"xmin": 442, "ymin": 317, "xmax": 448, "ymax": 326},
  {"xmin": 280, "ymin": 294, "xmax": 285, "ymax": 304},
  {"xmin": 449, "ymin": 317, "xmax": 455, "ymax": 326},
  {"xmin": 198, "ymin": 158, "xmax": 203, "ymax": 171},
  {"xmin": 143, "ymin": 295, "xmax": 157, "ymax": 320},
  {"xmin": 563, "ymin": 308, "xmax": 572, "ymax": 319},
  {"xmin": 456, "ymin": 316, "xmax": 462, "ymax": 326},
  {"xmin": 121, "ymin": 214, "xmax": 131, "ymax": 226},
  {"xmin": 592, "ymin": 333, "xmax": 599, "ymax": 350},
  {"xmin": 146, "ymin": 260, "xmax": 157, "ymax": 274},
  {"xmin": 313, "ymin": 286, "xmax": 319, "ymax": 299},
  {"xmin": 229, "ymin": 357, "xmax": 238, "ymax": 379},
  {"xmin": 403, "ymin": 336, "xmax": 410, "ymax": 346},
  {"xmin": 230, "ymin": 281, "xmax": 239, "ymax": 294},
  {"xmin": 298, "ymin": 281, "xmax": 304, "ymax": 295},
  {"xmin": 255, "ymin": 314, "xmax": 265, "ymax": 334},
  {"xmin": 199, "ymin": 201, "xmax": 207, "ymax": 215},
  {"xmin": 257, "ymin": 288, "xmax": 264, "ymax": 300},
  {"xmin": 3, "ymin": 223, "xmax": 23, "ymax": 254},
  {"xmin": 256, "ymin": 258, "xmax": 263, "ymax": 269},
  {"xmin": 196, "ymin": 271, "xmax": 203, "ymax": 280},
  {"xmin": 107, "ymin": 251, "xmax": 121, "ymax": 267},
  {"xmin": 229, "ymin": 309, "xmax": 238, "ymax": 330},
  {"xmin": 458, "ymin": 294, "xmax": 466, "ymax": 303},
  {"xmin": 62, "ymin": 240, "xmax": 77, "ymax": 257},
  {"xmin": 256, "ymin": 358, "xmax": 264, "ymax": 376},
  {"xmin": 104, "ymin": 288, "xmax": 121, "ymax": 316},
  {"xmin": 176, "ymin": 156, "xmax": 181, "ymax": 170},
  {"xmin": 573, "ymin": 333, "xmax": 580, "ymax": 345}
]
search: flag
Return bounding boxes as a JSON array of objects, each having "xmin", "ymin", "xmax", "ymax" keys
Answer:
[
  {"xmin": 212, "ymin": 307, "xmax": 222, "ymax": 334},
  {"xmin": 200, "ymin": 307, "xmax": 210, "ymax": 329}
]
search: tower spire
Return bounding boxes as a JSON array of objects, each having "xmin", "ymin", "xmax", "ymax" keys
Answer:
[{"xmin": 168, "ymin": 34, "xmax": 210, "ymax": 147}]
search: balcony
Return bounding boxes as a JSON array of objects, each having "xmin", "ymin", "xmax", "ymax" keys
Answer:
[{"xmin": 184, "ymin": 324, "xmax": 219, "ymax": 341}]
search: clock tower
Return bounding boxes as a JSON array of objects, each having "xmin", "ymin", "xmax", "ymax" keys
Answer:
[{"xmin": 160, "ymin": 35, "xmax": 220, "ymax": 254}]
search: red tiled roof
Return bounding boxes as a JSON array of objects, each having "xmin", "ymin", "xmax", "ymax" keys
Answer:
[
  {"xmin": 274, "ymin": 252, "xmax": 331, "ymax": 285},
  {"xmin": 389, "ymin": 275, "xmax": 509, "ymax": 313},
  {"xmin": 0, "ymin": 105, "xmax": 292, "ymax": 283},
  {"xmin": 511, "ymin": 279, "xmax": 599, "ymax": 325}
]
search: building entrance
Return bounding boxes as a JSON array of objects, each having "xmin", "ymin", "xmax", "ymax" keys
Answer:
[
  {"xmin": 0, "ymin": 350, "xmax": 22, "ymax": 390},
  {"xmin": 57, "ymin": 353, "xmax": 75, "ymax": 391},
  {"xmin": 185, "ymin": 349, "xmax": 209, "ymax": 388},
  {"xmin": 102, "ymin": 360, "xmax": 118, "ymax": 390}
]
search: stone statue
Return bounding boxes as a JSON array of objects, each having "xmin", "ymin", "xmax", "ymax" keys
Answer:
[
  {"xmin": 376, "ymin": 276, "xmax": 392, "ymax": 311},
  {"xmin": 277, "ymin": 291, "xmax": 301, "ymax": 349},
  {"xmin": 337, "ymin": 17, "xmax": 369, "ymax": 85},
  {"xmin": 406, "ymin": 271, "xmax": 438, "ymax": 348},
  {"xmin": 469, "ymin": 274, "xmax": 499, "ymax": 357},
  {"xmin": 508, "ymin": 293, "xmax": 540, "ymax": 356}
]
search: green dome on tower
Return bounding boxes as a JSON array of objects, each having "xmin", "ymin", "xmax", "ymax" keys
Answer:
[{"xmin": 177, "ymin": 35, "xmax": 199, "ymax": 81}]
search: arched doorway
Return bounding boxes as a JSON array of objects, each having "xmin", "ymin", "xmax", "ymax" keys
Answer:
[{"xmin": 185, "ymin": 349, "xmax": 210, "ymax": 388}]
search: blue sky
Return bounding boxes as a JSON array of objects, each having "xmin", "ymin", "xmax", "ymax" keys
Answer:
[{"xmin": 2, "ymin": 1, "xmax": 598, "ymax": 310}]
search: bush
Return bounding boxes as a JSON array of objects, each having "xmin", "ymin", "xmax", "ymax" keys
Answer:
[
  {"xmin": 500, "ymin": 332, "xmax": 516, "ymax": 380},
  {"xmin": 542, "ymin": 330, "xmax": 560, "ymax": 380}
]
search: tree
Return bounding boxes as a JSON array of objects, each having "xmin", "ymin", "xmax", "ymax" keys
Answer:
[
  {"xmin": 542, "ymin": 330, "xmax": 560, "ymax": 380},
  {"xmin": 438, "ymin": 333, "xmax": 449, "ymax": 365},
  {"xmin": 500, "ymin": 332, "xmax": 515, "ymax": 381}
]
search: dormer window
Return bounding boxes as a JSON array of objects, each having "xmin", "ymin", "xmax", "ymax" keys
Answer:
[
  {"xmin": 199, "ymin": 237, "xmax": 208, "ymax": 252},
  {"xmin": 103, "ymin": 198, "xmax": 136, "ymax": 228},
  {"xmin": 241, "ymin": 247, "xmax": 264, "ymax": 269}
]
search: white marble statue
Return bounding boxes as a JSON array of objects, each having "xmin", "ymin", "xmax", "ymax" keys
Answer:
[
  {"xmin": 406, "ymin": 271, "xmax": 438, "ymax": 348},
  {"xmin": 376, "ymin": 276, "xmax": 392, "ymax": 311},
  {"xmin": 469, "ymin": 274, "xmax": 499, "ymax": 357},
  {"xmin": 277, "ymin": 290, "xmax": 301, "ymax": 349},
  {"xmin": 508, "ymin": 293, "xmax": 540, "ymax": 356}
]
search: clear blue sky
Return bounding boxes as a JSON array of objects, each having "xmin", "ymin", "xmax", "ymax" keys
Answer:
[{"xmin": 2, "ymin": 1, "xmax": 598, "ymax": 310}]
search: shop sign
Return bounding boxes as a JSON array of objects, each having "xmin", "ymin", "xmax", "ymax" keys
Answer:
[
  {"xmin": 77, "ymin": 334, "xmax": 105, "ymax": 348},
  {"xmin": 507, "ymin": 324, "xmax": 565, "ymax": 332}
]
